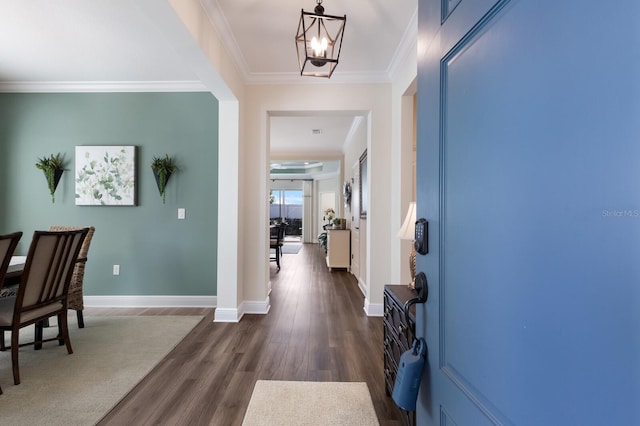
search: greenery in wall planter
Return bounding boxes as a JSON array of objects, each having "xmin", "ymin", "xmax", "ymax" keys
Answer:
[
  {"xmin": 150, "ymin": 154, "xmax": 178, "ymax": 203},
  {"xmin": 35, "ymin": 153, "xmax": 65, "ymax": 203}
]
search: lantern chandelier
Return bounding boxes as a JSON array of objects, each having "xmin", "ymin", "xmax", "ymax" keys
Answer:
[{"xmin": 295, "ymin": 0, "xmax": 346, "ymax": 78}]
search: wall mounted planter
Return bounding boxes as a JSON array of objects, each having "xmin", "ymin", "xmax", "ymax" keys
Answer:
[
  {"xmin": 35, "ymin": 153, "xmax": 65, "ymax": 203},
  {"xmin": 152, "ymin": 169, "xmax": 172, "ymax": 203},
  {"xmin": 150, "ymin": 154, "xmax": 178, "ymax": 204}
]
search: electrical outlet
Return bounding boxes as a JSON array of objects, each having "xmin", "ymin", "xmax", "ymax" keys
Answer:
[
  {"xmin": 178, "ymin": 208, "xmax": 186, "ymax": 220},
  {"xmin": 113, "ymin": 265, "xmax": 120, "ymax": 275}
]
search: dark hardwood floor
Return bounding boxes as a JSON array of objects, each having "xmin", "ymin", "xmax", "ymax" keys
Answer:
[{"xmin": 94, "ymin": 243, "xmax": 402, "ymax": 425}]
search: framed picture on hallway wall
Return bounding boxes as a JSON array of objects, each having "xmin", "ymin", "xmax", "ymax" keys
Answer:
[
  {"xmin": 75, "ymin": 145, "xmax": 137, "ymax": 206},
  {"xmin": 359, "ymin": 149, "xmax": 368, "ymax": 219}
]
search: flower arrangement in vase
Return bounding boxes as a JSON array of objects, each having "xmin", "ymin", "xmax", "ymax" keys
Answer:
[{"xmin": 324, "ymin": 207, "xmax": 336, "ymax": 226}]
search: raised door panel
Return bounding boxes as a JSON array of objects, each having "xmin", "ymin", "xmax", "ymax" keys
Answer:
[{"xmin": 418, "ymin": 0, "xmax": 640, "ymax": 424}]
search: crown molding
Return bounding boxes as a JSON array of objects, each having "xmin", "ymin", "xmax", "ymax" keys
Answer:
[
  {"xmin": 199, "ymin": 0, "xmax": 251, "ymax": 84},
  {"xmin": 388, "ymin": 7, "xmax": 418, "ymax": 82},
  {"xmin": 245, "ymin": 70, "xmax": 392, "ymax": 85},
  {"xmin": 342, "ymin": 115, "xmax": 365, "ymax": 151},
  {"xmin": 0, "ymin": 80, "xmax": 208, "ymax": 93}
]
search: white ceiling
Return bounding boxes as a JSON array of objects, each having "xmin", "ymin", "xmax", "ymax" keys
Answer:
[
  {"xmin": 204, "ymin": 0, "xmax": 417, "ymax": 83},
  {"xmin": 0, "ymin": 0, "xmax": 416, "ymax": 173},
  {"xmin": 0, "ymin": 0, "xmax": 417, "ymax": 84},
  {"xmin": 0, "ymin": 0, "xmax": 199, "ymax": 83},
  {"xmin": 270, "ymin": 114, "xmax": 363, "ymax": 155}
]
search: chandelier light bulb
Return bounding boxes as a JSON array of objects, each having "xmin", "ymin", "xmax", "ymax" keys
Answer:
[{"xmin": 311, "ymin": 36, "xmax": 328, "ymax": 57}]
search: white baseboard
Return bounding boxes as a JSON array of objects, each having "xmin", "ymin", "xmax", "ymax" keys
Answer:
[
  {"xmin": 213, "ymin": 297, "xmax": 270, "ymax": 323},
  {"xmin": 241, "ymin": 297, "xmax": 271, "ymax": 315},
  {"xmin": 84, "ymin": 295, "xmax": 216, "ymax": 308},
  {"xmin": 85, "ymin": 295, "xmax": 271, "ymax": 323},
  {"xmin": 364, "ymin": 298, "xmax": 384, "ymax": 317},
  {"xmin": 356, "ymin": 279, "xmax": 383, "ymax": 317},
  {"xmin": 357, "ymin": 278, "xmax": 367, "ymax": 298},
  {"xmin": 214, "ymin": 308, "xmax": 241, "ymax": 323}
]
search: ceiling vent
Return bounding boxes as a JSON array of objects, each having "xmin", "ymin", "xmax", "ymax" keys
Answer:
[{"xmin": 312, "ymin": 129, "xmax": 323, "ymax": 135}]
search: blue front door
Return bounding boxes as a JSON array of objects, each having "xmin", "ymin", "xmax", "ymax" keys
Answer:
[{"xmin": 416, "ymin": 0, "xmax": 640, "ymax": 424}]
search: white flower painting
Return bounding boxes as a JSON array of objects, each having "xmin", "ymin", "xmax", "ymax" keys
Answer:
[{"xmin": 75, "ymin": 146, "xmax": 136, "ymax": 206}]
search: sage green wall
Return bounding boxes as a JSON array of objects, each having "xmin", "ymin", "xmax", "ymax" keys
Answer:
[{"xmin": 0, "ymin": 92, "xmax": 218, "ymax": 296}]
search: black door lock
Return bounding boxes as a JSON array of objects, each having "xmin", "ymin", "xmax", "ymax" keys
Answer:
[{"xmin": 414, "ymin": 218, "xmax": 428, "ymax": 255}]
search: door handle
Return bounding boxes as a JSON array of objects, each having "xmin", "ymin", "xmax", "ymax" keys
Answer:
[{"xmin": 404, "ymin": 272, "xmax": 428, "ymax": 336}]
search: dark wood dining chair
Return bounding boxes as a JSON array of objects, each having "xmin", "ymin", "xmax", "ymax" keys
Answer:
[
  {"xmin": 0, "ymin": 232, "xmax": 22, "ymax": 290},
  {"xmin": 0, "ymin": 229, "xmax": 87, "ymax": 386},
  {"xmin": 0, "ymin": 232, "xmax": 22, "ymax": 395},
  {"xmin": 49, "ymin": 226, "xmax": 95, "ymax": 328},
  {"xmin": 269, "ymin": 222, "xmax": 286, "ymax": 270}
]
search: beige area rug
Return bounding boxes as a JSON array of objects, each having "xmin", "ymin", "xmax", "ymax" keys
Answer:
[
  {"xmin": 0, "ymin": 315, "xmax": 203, "ymax": 426},
  {"xmin": 242, "ymin": 380, "xmax": 380, "ymax": 426}
]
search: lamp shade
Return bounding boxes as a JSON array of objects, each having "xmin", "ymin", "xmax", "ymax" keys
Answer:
[{"xmin": 397, "ymin": 201, "xmax": 416, "ymax": 240}]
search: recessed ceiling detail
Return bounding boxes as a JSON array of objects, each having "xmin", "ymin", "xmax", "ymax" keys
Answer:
[{"xmin": 270, "ymin": 160, "xmax": 340, "ymax": 180}]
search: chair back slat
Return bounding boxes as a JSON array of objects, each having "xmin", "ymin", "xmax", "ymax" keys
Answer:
[
  {"xmin": 16, "ymin": 230, "xmax": 87, "ymax": 316},
  {"xmin": 22, "ymin": 234, "xmax": 60, "ymax": 306},
  {"xmin": 0, "ymin": 232, "xmax": 22, "ymax": 290}
]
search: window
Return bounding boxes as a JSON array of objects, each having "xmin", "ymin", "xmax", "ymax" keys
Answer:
[{"xmin": 270, "ymin": 190, "xmax": 303, "ymax": 237}]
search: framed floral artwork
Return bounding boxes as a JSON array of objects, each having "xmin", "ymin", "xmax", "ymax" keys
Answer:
[{"xmin": 75, "ymin": 145, "xmax": 137, "ymax": 206}]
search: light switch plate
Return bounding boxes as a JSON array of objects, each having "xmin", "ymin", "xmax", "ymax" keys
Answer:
[
  {"xmin": 113, "ymin": 265, "xmax": 120, "ymax": 275},
  {"xmin": 178, "ymin": 208, "xmax": 186, "ymax": 219}
]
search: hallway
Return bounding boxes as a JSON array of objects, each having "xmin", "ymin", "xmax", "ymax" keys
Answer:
[{"xmin": 96, "ymin": 243, "xmax": 401, "ymax": 425}]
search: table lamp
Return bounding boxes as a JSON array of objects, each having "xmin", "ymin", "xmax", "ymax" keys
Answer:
[{"xmin": 397, "ymin": 201, "xmax": 416, "ymax": 287}]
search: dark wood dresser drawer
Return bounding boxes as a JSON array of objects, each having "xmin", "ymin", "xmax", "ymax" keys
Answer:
[{"xmin": 383, "ymin": 285, "xmax": 417, "ymax": 426}]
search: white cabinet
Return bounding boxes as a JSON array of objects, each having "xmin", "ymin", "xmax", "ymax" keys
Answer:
[{"xmin": 326, "ymin": 229, "xmax": 351, "ymax": 271}]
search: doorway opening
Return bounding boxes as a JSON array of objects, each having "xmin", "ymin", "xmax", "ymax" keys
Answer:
[{"xmin": 270, "ymin": 189, "xmax": 303, "ymax": 242}]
